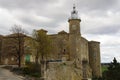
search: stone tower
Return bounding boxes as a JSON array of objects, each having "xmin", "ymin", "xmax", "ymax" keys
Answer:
[
  {"xmin": 88, "ymin": 41, "xmax": 102, "ymax": 78},
  {"xmin": 68, "ymin": 4, "xmax": 81, "ymax": 35},
  {"xmin": 68, "ymin": 4, "xmax": 81, "ymax": 60}
]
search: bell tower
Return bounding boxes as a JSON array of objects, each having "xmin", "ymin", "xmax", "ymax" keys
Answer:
[
  {"xmin": 68, "ymin": 4, "xmax": 81, "ymax": 35},
  {"xmin": 68, "ymin": 4, "xmax": 81, "ymax": 60}
]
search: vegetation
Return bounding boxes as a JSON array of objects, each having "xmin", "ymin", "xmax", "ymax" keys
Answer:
[
  {"xmin": 30, "ymin": 29, "xmax": 51, "ymax": 64},
  {"xmin": 23, "ymin": 62, "xmax": 41, "ymax": 77},
  {"xmin": 6, "ymin": 62, "xmax": 41, "ymax": 77},
  {"xmin": 2, "ymin": 28, "xmax": 52, "ymax": 78},
  {"xmin": 102, "ymin": 57, "xmax": 120, "ymax": 80},
  {"xmin": 102, "ymin": 65, "xmax": 108, "ymax": 72},
  {"xmin": 92, "ymin": 77, "xmax": 103, "ymax": 80},
  {"xmin": 21, "ymin": 29, "xmax": 52, "ymax": 78},
  {"xmin": 92, "ymin": 57, "xmax": 120, "ymax": 80},
  {"xmin": 10, "ymin": 25, "xmax": 26, "ymax": 67}
]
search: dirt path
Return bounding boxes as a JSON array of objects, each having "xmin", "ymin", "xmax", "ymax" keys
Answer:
[{"xmin": 0, "ymin": 67, "xmax": 24, "ymax": 80}]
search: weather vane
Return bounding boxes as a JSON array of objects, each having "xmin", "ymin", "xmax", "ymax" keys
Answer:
[
  {"xmin": 73, "ymin": 0, "xmax": 76, "ymax": 8},
  {"xmin": 73, "ymin": 0, "xmax": 76, "ymax": 9},
  {"xmin": 73, "ymin": 0, "xmax": 76, "ymax": 5}
]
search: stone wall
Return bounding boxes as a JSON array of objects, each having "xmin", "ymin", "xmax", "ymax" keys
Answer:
[
  {"xmin": 80, "ymin": 37, "xmax": 89, "ymax": 61},
  {"xmin": 48, "ymin": 32, "xmax": 69, "ymax": 60},
  {"xmin": 0, "ymin": 34, "xmax": 25, "ymax": 65},
  {"xmin": 88, "ymin": 41, "xmax": 102, "ymax": 78},
  {"xmin": 45, "ymin": 61, "xmax": 82, "ymax": 80},
  {"xmin": 80, "ymin": 37, "xmax": 92, "ymax": 79},
  {"xmin": 0, "ymin": 35, "xmax": 3, "ymax": 64}
]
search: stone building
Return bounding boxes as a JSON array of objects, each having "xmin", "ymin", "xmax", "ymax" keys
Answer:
[
  {"xmin": 0, "ymin": 4, "xmax": 102, "ymax": 80},
  {"xmin": 0, "ymin": 35, "xmax": 3, "ymax": 64},
  {"xmin": 0, "ymin": 33, "xmax": 27, "ymax": 65},
  {"xmin": 44, "ymin": 5, "xmax": 102, "ymax": 80}
]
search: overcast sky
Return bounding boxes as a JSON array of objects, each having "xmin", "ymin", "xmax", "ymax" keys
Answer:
[{"xmin": 0, "ymin": 0, "xmax": 120, "ymax": 63}]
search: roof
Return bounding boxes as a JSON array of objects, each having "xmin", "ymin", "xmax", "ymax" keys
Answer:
[{"xmin": 58, "ymin": 30, "xmax": 68, "ymax": 34}]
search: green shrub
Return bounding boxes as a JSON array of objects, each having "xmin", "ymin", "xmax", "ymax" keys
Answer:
[
  {"xmin": 102, "ymin": 65, "xmax": 108, "ymax": 72},
  {"xmin": 24, "ymin": 62, "xmax": 41, "ymax": 77},
  {"xmin": 10, "ymin": 62, "xmax": 41, "ymax": 77}
]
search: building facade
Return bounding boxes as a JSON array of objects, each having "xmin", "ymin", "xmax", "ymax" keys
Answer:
[
  {"xmin": 0, "ymin": 33, "xmax": 27, "ymax": 65},
  {"xmin": 0, "ymin": 4, "xmax": 102, "ymax": 80},
  {"xmin": 45, "ymin": 5, "xmax": 102, "ymax": 80}
]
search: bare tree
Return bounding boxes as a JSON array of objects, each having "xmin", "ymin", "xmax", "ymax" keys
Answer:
[{"xmin": 10, "ymin": 24, "xmax": 27, "ymax": 67}]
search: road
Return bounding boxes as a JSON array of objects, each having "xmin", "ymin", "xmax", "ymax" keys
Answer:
[{"xmin": 0, "ymin": 67, "xmax": 24, "ymax": 80}]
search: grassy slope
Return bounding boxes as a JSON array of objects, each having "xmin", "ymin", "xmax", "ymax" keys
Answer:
[{"xmin": 101, "ymin": 65, "xmax": 108, "ymax": 72}]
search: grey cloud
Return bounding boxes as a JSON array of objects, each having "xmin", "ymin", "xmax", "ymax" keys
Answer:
[
  {"xmin": 14, "ymin": 9, "xmax": 68, "ymax": 28},
  {"xmin": 86, "ymin": 25, "xmax": 120, "ymax": 34},
  {"xmin": 0, "ymin": 0, "xmax": 58, "ymax": 10},
  {"xmin": 16, "ymin": 13, "xmax": 43, "ymax": 26},
  {"xmin": 0, "ymin": 0, "xmax": 120, "ymax": 63},
  {"xmin": 0, "ymin": 0, "xmax": 119, "ymax": 35},
  {"xmin": 101, "ymin": 45, "xmax": 120, "ymax": 62},
  {"xmin": 0, "ymin": 0, "xmax": 119, "ymax": 14},
  {"xmin": 101, "ymin": 55, "xmax": 113, "ymax": 63},
  {"xmin": 0, "ymin": 0, "xmax": 70, "ymax": 31},
  {"xmin": 77, "ymin": 0, "xmax": 118, "ymax": 11},
  {"xmin": 0, "ymin": 25, "xmax": 10, "ymax": 35}
]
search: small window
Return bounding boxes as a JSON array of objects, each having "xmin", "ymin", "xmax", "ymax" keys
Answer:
[{"xmin": 63, "ymin": 49, "xmax": 66, "ymax": 54}]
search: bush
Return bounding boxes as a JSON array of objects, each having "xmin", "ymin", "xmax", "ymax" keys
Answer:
[
  {"xmin": 103, "ymin": 58, "xmax": 120, "ymax": 80},
  {"xmin": 9, "ymin": 62, "xmax": 41, "ymax": 77},
  {"xmin": 92, "ymin": 77, "xmax": 104, "ymax": 80},
  {"xmin": 24, "ymin": 62, "xmax": 41, "ymax": 77},
  {"xmin": 11, "ymin": 67, "xmax": 24, "ymax": 75}
]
